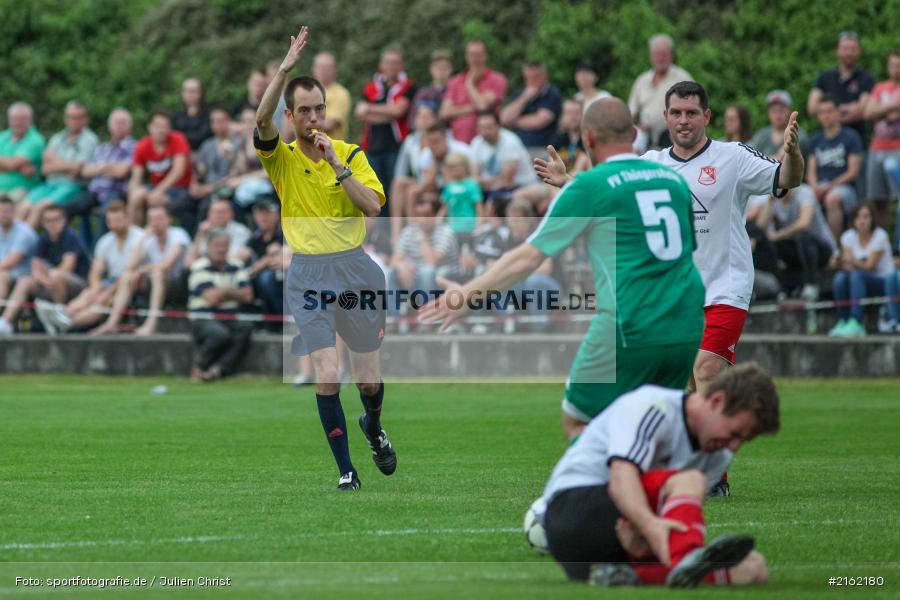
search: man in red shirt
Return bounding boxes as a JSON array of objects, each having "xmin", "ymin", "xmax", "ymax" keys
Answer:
[
  {"xmin": 864, "ymin": 49, "xmax": 900, "ymax": 233},
  {"xmin": 128, "ymin": 111, "xmax": 194, "ymax": 233},
  {"xmin": 440, "ymin": 39, "xmax": 508, "ymax": 144}
]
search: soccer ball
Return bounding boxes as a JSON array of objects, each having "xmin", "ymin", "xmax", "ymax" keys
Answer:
[{"xmin": 523, "ymin": 496, "xmax": 550, "ymax": 555}]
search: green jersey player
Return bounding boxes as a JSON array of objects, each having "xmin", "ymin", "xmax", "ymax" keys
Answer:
[{"xmin": 420, "ymin": 97, "xmax": 704, "ymax": 440}]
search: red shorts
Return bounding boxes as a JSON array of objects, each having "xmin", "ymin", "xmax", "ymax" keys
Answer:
[
  {"xmin": 640, "ymin": 469, "xmax": 679, "ymax": 514},
  {"xmin": 699, "ymin": 304, "xmax": 748, "ymax": 365}
]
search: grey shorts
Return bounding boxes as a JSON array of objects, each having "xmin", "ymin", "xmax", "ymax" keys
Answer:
[
  {"xmin": 866, "ymin": 150, "xmax": 900, "ymax": 200},
  {"xmin": 33, "ymin": 274, "xmax": 87, "ymax": 302},
  {"xmin": 285, "ymin": 247, "xmax": 386, "ymax": 356}
]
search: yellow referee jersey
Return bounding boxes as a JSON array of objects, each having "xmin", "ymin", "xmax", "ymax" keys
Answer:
[{"xmin": 255, "ymin": 134, "xmax": 385, "ymax": 254}]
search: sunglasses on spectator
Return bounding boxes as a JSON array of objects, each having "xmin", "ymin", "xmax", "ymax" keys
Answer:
[{"xmin": 838, "ymin": 31, "xmax": 859, "ymax": 41}]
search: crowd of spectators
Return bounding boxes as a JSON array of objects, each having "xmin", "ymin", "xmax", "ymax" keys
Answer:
[{"xmin": 1, "ymin": 30, "xmax": 900, "ymax": 369}]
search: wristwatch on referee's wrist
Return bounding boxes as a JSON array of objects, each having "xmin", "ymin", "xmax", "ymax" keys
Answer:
[{"xmin": 335, "ymin": 165, "xmax": 353, "ymax": 184}]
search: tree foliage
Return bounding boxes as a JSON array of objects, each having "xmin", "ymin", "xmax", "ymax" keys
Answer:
[{"xmin": 0, "ymin": 0, "xmax": 897, "ymax": 139}]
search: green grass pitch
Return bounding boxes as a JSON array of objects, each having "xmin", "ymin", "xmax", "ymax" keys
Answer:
[{"xmin": 1, "ymin": 376, "xmax": 898, "ymax": 599}]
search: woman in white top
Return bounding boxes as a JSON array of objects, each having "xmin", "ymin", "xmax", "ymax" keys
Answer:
[{"xmin": 830, "ymin": 203, "xmax": 894, "ymax": 336}]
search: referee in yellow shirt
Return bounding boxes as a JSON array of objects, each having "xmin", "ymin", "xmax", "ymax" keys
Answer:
[{"xmin": 255, "ymin": 26, "xmax": 395, "ymax": 491}]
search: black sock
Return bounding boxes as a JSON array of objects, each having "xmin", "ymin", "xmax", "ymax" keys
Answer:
[
  {"xmin": 316, "ymin": 393, "xmax": 354, "ymax": 475},
  {"xmin": 360, "ymin": 381, "xmax": 384, "ymax": 436}
]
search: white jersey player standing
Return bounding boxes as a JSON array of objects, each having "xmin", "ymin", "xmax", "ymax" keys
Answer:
[{"xmin": 641, "ymin": 81, "xmax": 803, "ymax": 395}]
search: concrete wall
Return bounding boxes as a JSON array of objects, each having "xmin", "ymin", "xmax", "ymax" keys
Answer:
[{"xmin": 1, "ymin": 333, "xmax": 898, "ymax": 378}]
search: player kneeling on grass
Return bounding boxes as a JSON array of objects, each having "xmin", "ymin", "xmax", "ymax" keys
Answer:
[{"xmin": 538, "ymin": 362, "xmax": 777, "ymax": 587}]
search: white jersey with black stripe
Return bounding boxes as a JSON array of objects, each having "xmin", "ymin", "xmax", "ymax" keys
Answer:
[
  {"xmin": 642, "ymin": 140, "xmax": 783, "ymax": 310},
  {"xmin": 541, "ymin": 385, "xmax": 732, "ymax": 505}
]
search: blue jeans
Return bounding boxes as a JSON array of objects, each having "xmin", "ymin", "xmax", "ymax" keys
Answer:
[
  {"xmin": 885, "ymin": 270, "xmax": 900, "ymax": 323},
  {"xmin": 255, "ymin": 268, "xmax": 283, "ymax": 315},
  {"xmin": 367, "ymin": 152, "xmax": 398, "ymax": 217},
  {"xmin": 833, "ymin": 269, "xmax": 886, "ymax": 320}
]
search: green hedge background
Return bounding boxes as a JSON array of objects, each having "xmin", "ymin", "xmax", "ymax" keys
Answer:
[{"xmin": 1, "ymin": 0, "xmax": 898, "ymax": 140}]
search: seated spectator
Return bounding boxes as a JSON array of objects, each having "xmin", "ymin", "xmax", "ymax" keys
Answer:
[
  {"xmin": 437, "ymin": 153, "xmax": 483, "ymax": 245},
  {"xmin": 0, "ymin": 205, "xmax": 89, "ymax": 334},
  {"xmin": 441, "ymin": 38, "xmax": 508, "ymax": 144},
  {"xmin": 0, "ymin": 193, "xmax": 37, "ymax": 303},
  {"xmin": 415, "ymin": 122, "xmax": 473, "ymax": 196},
  {"xmin": 128, "ymin": 111, "xmax": 194, "ymax": 233},
  {"xmin": 90, "ymin": 205, "xmax": 190, "ymax": 336},
  {"xmin": 191, "ymin": 108, "xmax": 242, "ymax": 215},
  {"xmin": 171, "ymin": 78, "xmax": 213, "ymax": 152},
  {"xmin": 390, "ymin": 103, "xmax": 440, "ymax": 238},
  {"xmin": 627, "ymin": 34, "xmax": 693, "ymax": 148},
  {"xmin": 185, "ymin": 197, "xmax": 251, "ymax": 268},
  {"xmin": 750, "ymin": 91, "xmax": 809, "ymax": 160},
  {"xmin": 0, "ymin": 102, "xmax": 44, "ymax": 202},
  {"xmin": 21, "ymin": 101, "xmax": 98, "ymax": 229},
  {"xmin": 409, "ymin": 49, "xmax": 454, "ymax": 129},
  {"xmin": 235, "ymin": 197, "xmax": 284, "ymax": 316},
  {"xmin": 500, "ymin": 60, "xmax": 562, "ymax": 155},
  {"xmin": 804, "ymin": 95, "xmax": 864, "ymax": 241},
  {"xmin": 746, "ymin": 92, "xmax": 807, "ymax": 234},
  {"xmin": 744, "ymin": 217, "xmax": 782, "ymax": 301},
  {"xmin": 573, "ymin": 60, "xmax": 610, "ymax": 105},
  {"xmin": 550, "ymin": 99, "xmax": 590, "ymax": 171},
  {"xmin": 505, "ymin": 199, "xmax": 561, "ymax": 329},
  {"xmin": 389, "ymin": 194, "xmax": 459, "ymax": 299},
  {"xmin": 513, "ymin": 100, "xmax": 587, "ymax": 215},
  {"xmin": 723, "ymin": 105, "xmax": 753, "ymax": 143},
  {"xmin": 34, "ymin": 200, "xmax": 143, "ymax": 333},
  {"xmin": 188, "ymin": 230, "xmax": 254, "ymax": 382},
  {"xmin": 356, "ymin": 46, "xmax": 416, "ymax": 214},
  {"xmin": 760, "ymin": 187, "xmax": 837, "ymax": 300},
  {"xmin": 863, "ymin": 49, "xmax": 900, "ymax": 235},
  {"xmin": 312, "ymin": 52, "xmax": 352, "ymax": 140},
  {"xmin": 230, "ymin": 68, "xmax": 267, "ymax": 119},
  {"xmin": 67, "ymin": 108, "xmax": 136, "ymax": 246},
  {"xmin": 232, "ymin": 108, "xmax": 277, "ymax": 212},
  {"xmin": 471, "ymin": 111, "xmax": 537, "ymax": 199},
  {"xmin": 830, "ymin": 204, "xmax": 894, "ymax": 336},
  {"xmin": 472, "ymin": 197, "xmax": 513, "ymax": 269},
  {"xmin": 363, "ymin": 214, "xmax": 392, "ymax": 274}
]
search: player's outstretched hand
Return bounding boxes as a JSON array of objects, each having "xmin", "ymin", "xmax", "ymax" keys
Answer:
[
  {"xmin": 280, "ymin": 26, "xmax": 309, "ymax": 72},
  {"xmin": 417, "ymin": 276, "xmax": 470, "ymax": 332},
  {"xmin": 533, "ymin": 145, "xmax": 569, "ymax": 188},
  {"xmin": 783, "ymin": 111, "xmax": 800, "ymax": 155},
  {"xmin": 642, "ymin": 516, "xmax": 689, "ymax": 567}
]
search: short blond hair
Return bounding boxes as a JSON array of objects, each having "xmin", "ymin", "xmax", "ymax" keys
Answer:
[{"xmin": 444, "ymin": 152, "xmax": 470, "ymax": 173}]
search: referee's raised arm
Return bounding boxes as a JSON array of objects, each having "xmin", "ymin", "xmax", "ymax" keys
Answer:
[{"xmin": 256, "ymin": 26, "xmax": 308, "ymax": 140}]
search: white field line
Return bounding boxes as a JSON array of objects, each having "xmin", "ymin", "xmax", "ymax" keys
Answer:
[
  {"xmin": 1, "ymin": 527, "xmax": 521, "ymax": 552},
  {"xmin": 713, "ymin": 518, "xmax": 896, "ymax": 528},
  {"xmin": 1, "ymin": 520, "xmax": 895, "ymax": 554}
]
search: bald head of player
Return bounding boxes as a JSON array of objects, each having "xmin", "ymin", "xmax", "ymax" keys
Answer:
[{"xmin": 581, "ymin": 97, "xmax": 636, "ymax": 163}]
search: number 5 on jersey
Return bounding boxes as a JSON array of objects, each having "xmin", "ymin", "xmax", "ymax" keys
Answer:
[{"xmin": 635, "ymin": 189, "xmax": 683, "ymax": 261}]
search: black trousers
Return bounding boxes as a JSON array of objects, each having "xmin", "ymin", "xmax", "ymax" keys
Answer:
[
  {"xmin": 774, "ymin": 232, "xmax": 831, "ymax": 287},
  {"xmin": 544, "ymin": 485, "xmax": 628, "ymax": 581},
  {"xmin": 190, "ymin": 319, "xmax": 254, "ymax": 375}
]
